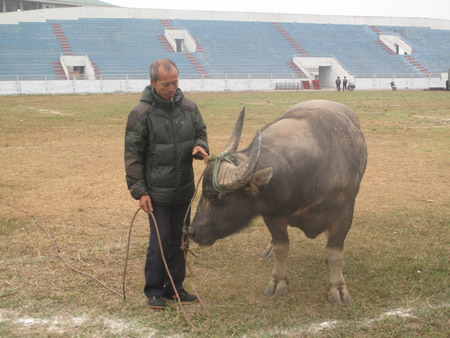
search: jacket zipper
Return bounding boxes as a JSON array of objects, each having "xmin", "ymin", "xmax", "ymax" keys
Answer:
[{"xmin": 168, "ymin": 102, "xmax": 180, "ymax": 196}]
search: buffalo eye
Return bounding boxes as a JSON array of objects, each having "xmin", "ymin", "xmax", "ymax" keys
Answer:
[
  {"xmin": 203, "ymin": 189, "xmax": 225, "ymax": 205},
  {"xmin": 203, "ymin": 189, "xmax": 219, "ymax": 201}
]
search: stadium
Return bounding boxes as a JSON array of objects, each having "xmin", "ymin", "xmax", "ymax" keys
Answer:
[
  {"xmin": 0, "ymin": 0, "xmax": 449, "ymax": 94},
  {"xmin": 1, "ymin": 0, "xmax": 449, "ymax": 94}
]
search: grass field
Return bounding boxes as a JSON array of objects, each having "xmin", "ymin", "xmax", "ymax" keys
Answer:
[{"xmin": 0, "ymin": 90, "xmax": 449, "ymax": 337}]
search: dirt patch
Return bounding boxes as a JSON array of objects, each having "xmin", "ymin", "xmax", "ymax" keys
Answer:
[
  {"xmin": 18, "ymin": 105, "xmax": 73, "ymax": 116},
  {"xmin": 0, "ymin": 91, "xmax": 448, "ymax": 337}
]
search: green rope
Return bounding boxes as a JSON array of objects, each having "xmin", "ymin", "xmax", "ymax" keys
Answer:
[
  {"xmin": 183, "ymin": 169, "xmax": 205, "ymax": 236},
  {"xmin": 182, "ymin": 152, "xmax": 237, "ymax": 236},
  {"xmin": 210, "ymin": 152, "xmax": 237, "ymax": 198}
]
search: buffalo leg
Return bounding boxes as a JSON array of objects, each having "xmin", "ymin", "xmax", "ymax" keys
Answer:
[
  {"xmin": 325, "ymin": 206, "xmax": 354, "ymax": 304},
  {"xmin": 263, "ymin": 217, "xmax": 289, "ymax": 297},
  {"xmin": 261, "ymin": 242, "xmax": 273, "ymax": 258},
  {"xmin": 326, "ymin": 247, "xmax": 352, "ymax": 303}
]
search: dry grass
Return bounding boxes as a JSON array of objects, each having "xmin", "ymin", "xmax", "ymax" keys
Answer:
[{"xmin": 0, "ymin": 90, "xmax": 449, "ymax": 337}]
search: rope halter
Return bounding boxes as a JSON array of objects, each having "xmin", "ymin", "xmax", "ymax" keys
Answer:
[{"xmin": 210, "ymin": 151, "xmax": 238, "ymax": 198}]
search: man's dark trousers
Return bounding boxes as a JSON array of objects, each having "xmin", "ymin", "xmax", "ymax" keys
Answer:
[{"xmin": 144, "ymin": 202, "xmax": 190, "ymax": 298}]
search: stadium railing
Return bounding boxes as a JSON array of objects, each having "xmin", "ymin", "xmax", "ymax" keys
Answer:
[{"xmin": 0, "ymin": 72, "xmax": 440, "ymax": 81}]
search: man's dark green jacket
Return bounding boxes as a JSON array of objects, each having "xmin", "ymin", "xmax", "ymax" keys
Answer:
[{"xmin": 124, "ymin": 85, "xmax": 209, "ymax": 205}]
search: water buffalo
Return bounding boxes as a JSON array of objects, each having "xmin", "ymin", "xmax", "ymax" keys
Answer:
[{"xmin": 189, "ymin": 100, "xmax": 367, "ymax": 304}]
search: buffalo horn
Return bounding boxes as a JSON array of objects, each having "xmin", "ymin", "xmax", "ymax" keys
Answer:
[
  {"xmin": 223, "ymin": 107, "xmax": 246, "ymax": 154},
  {"xmin": 218, "ymin": 130, "xmax": 262, "ymax": 190}
]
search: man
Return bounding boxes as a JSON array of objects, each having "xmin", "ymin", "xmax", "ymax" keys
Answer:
[
  {"xmin": 124, "ymin": 59, "xmax": 209, "ymax": 309},
  {"xmin": 343, "ymin": 76, "xmax": 348, "ymax": 91},
  {"xmin": 335, "ymin": 76, "xmax": 341, "ymax": 91}
]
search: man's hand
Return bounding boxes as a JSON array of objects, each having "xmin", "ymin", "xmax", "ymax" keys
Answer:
[
  {"xmin": 139, "ymin": 194, "xmax": 153, "ymax": 214},
  {"xmin": 192, "ymin": 145, "xmax": 208, "ymax": 163}
]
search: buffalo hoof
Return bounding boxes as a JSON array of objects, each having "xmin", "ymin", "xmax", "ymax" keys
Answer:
[
  {"xmin": 328, "ymin": 286, "xmax": 352, "ymax": 304},
  {"xmin": 264, "ymin": 279, "xmax": 288, "ymax": 297}
]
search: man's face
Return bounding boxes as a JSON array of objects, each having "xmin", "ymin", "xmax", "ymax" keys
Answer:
[{"xmin": 151, "ymin": 65, "xmax": 179, "ymax": 101}]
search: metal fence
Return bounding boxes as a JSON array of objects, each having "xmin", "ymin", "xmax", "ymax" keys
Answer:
[
  {"xmin": 0, "ymin": 73, "xmax": 312, "ymax": 81},
  {"xmin": 1, "ymin": 71, "xmax": 442, "ymax": 82},
  {"xmin": 353, "ymin": 73, "xmax": 439, "ymax": 79}
]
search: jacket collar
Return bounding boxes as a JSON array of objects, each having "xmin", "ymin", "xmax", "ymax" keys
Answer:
[{"xmin": 140, "ymin": 85, "xmax": 184, "ymax": 110}]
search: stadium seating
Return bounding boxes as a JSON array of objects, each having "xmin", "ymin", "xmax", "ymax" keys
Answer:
[
  {"xmin": 50, "ymin": 18, "xmax": 188, "ymax": 77},
  {"xmin": 279, "ymin": 22, "xmax": 419, "ymax": 75},
  {"xmin": 0, "ymin": 17, "xmax": 448, "ymax": 80},
  {"xmin": 377, "ymin": 25, "xmax": 450, "ymax": 74},
  {"xmin": 0, "ymin": 22, "xmax": 61, "ymax": 78}
]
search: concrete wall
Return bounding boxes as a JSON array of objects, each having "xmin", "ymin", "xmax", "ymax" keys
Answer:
[
  {"xmin": 356, "ymin": 76, "xmax": 445, "ymax": 90},
  {"xmin": 0, "ymin": 76, "xmax": 446, "ymax": 95}
]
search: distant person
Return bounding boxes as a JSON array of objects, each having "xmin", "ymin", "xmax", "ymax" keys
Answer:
[
  {"xmin": 124, "ymin": 59, "xmax": 209, "ymax": 310},
  {"xmin": 343, "ymin": 76, "xmax": 348, "ymax": 91},
  {"xmin": 336, "ymin": 76, "xmax": 341, "ymax": 91},
  {"xmin": 446, "ymin": 79, "xmax": 449, "ymax": 91}
]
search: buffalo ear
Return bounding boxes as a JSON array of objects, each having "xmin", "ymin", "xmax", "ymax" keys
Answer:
[
  {"xmin": 246, "ymin": 167, "xmax": 273, "ymax": 196},
  {"xmin": 251, "ymin": 167, "xmax": 273, "ymax": 186}
]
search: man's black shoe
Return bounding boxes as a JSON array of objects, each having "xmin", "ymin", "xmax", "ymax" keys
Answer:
[
  {"xmin": 167, "ymin": 290, "xmax": 198, "ymax": 302},
  {"xmin": 148, "ymin": 296, "xmax": 166, "ymax": 309}
]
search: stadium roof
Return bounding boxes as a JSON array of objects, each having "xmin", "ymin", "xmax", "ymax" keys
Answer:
[{"xmin": 23, "ymin": 0, "xmax": 117, "ymax": 6}]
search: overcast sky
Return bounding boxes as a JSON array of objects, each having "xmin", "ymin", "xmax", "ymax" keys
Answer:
[{"xmin": 105, "ymin": 0, "xmax": 450, "ymax": 21}]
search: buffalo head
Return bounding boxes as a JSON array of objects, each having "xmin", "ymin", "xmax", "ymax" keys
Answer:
[{"xmin": 189, "ymin": 108, "xmax": 273, "ymax": 245}]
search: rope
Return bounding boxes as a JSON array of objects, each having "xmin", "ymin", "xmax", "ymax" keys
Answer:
[
  {"xmin": 182, "ymin": 152, "xmax": 237, "ymax": 237},
  {"xmin": 1, "ymin": 200, "xmax": 124, "ymax": 299},
  {"xmin": 122, "ymin": 207, "xmax": 141, "ymax": 300},
  {"xmin": 1, "ymin": 200, "xmax": 212, "ymax": 333},
  {"xmin": 182, "ymin": 169, "xmax": 205, "ymax": 237},
  {"xmin": 211, "ymin": 152, "xmax": 237, "ymax": 198},
  {"xmin": 150, "ymin": 212, "xmax": 212, "ymax": 333}
]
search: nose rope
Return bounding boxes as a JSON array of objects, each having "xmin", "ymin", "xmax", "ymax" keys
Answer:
[{"xmin": 182, "ymin": 169, "xmax": 205, "ymax": 237}]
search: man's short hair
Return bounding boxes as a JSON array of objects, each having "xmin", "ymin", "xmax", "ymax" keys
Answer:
[{"xmin": 150, "ymin": 59, "xmax": 179, "ymax": 82}]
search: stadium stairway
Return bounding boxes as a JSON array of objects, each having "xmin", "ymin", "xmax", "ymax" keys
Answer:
[
  {"xmin": 91, "ymin": 62, "xmax": 102, "ymax": 79},
  {"xmin": 287, "ymin": 62, "xmax": 308, "ymax": 78},
  {"xmin": 404, "ymin": 54, "xmax": 434, "ymax": 77},
  {"xmin": 51, "ymin": 23, "xmax": 73, "ymax": 55},
  {"xmin": 302, "ymin": 80, "xmax": 311, "ymax": 89},
  {"xmin": 157, "ymin": 34, "xmax": 175, "ymax": 53},
  {"xmin": 272, "ymin": 22, "xmax": 309, "ymax": 55},
  {"xmin": 370, "ymin": 25, "xmax": 434, "ymax": 77},
  {"xmin": 312, "ymin": 79, "xmax": 321, "ymax": 90},
  {"xmin": 51, "ymin": 22, "xmax": 103, "ymax": 79},
  {"xmin": 52, "ymin": 62, "xmax": 66, "ymax": 80},
  {"xmin": 377, "ymin": 25, "xmax": 450, "ymax": 74},
  {"xmin": 158, "ymin": 19, "xmax": 209, "ymax": 77}
]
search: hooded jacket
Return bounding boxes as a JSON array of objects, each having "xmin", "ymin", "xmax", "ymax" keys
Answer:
[{"xmin": 124, "ymin": 85, "xmax": 209, "ymax": 205}]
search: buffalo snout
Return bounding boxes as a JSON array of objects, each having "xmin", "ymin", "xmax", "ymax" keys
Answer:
[
  {"xmin": 188, "ymin": 222, "xmax": 218, "ymax": 246},
  {"xmin": 188, "ymin": 225, "xmax": 196, "ymax": 239}
]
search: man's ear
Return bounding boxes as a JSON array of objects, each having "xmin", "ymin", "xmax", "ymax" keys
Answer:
[{"xmin": 246, "ymin": 168, "xmax": 273, "ymax": 196}]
